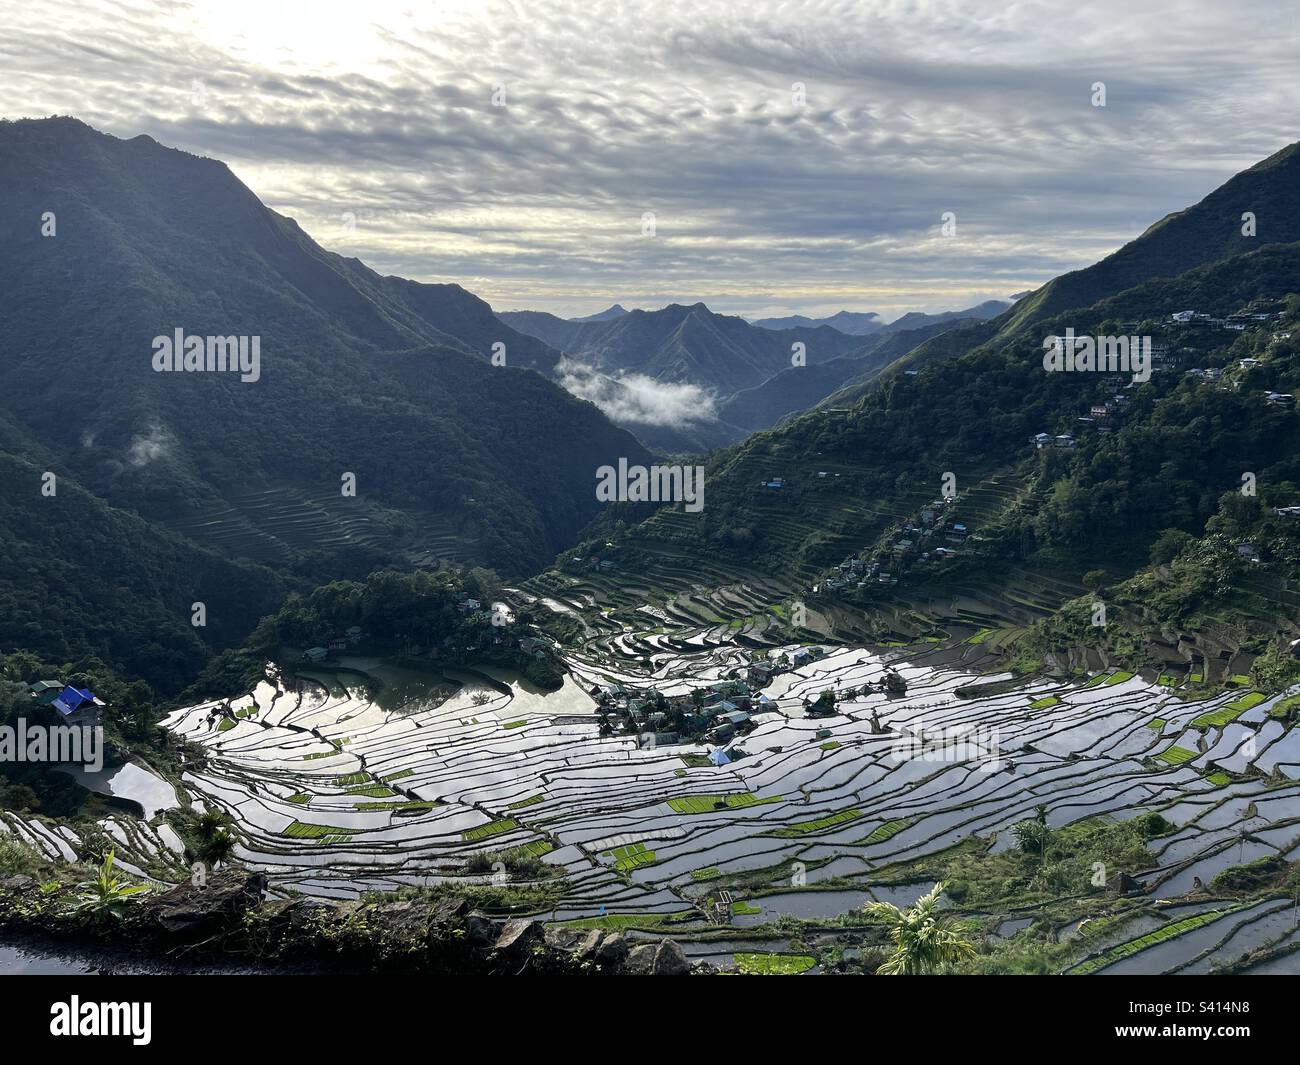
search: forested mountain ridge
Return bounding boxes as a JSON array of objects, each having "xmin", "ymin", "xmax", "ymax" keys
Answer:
[
  {"xmin": 583, "ymin": 142, "xmax": 1300, "ymax": 679},
  {"xmin": 0, "ymin": 117, "xmax": 655, "ymax": 688},
  {"xmin": 502, "ymin": 301, "xmax": 867, "ymax": 393},
  {"xmin": 0, "ymin": 117, "xmax": 650, "ymax": 575}
]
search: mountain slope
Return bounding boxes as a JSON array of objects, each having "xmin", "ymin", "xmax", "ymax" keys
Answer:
[
  {"xmin": 595, "ymin": 142, "xmax": 1300, "ymax": 650},
  {"xmin": 504, "ymin": 302, "xmax": 865, "ymax": 393},
  {"xmin": 0, "ymin": 117, "xmax": 652, "ymax": 584},
  {"xmin": 751, "ymin": 310, "xmax": 884, "ymax": 334},
  {"xmin": 719, "ymin": 317, "xmax": 983, "ymax": 430},
  {"xmin": 1002, "ymin": 142, "xmax": 1300, "ymax": 337}
]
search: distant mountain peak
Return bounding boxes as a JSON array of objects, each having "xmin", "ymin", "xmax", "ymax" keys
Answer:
[{"xmin": 570, "ymin": 303, "xmax": 629, "ymax": 323}]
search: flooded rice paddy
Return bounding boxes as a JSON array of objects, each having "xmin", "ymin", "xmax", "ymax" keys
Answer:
[{"xmin": 8, "ymin": 613, "xmax": 1300, "ymax": 973}]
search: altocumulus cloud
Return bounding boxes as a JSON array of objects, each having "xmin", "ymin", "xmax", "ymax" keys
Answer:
[
  {"xmin": 2, "ymin": 0, "xmax": 1298, "ymax": 318},
  {"xmin": 557, "ymin": 358, "xmax": 719, "ymax": 429}
]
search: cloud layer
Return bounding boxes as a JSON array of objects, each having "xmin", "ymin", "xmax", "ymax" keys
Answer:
[
  {"xmin": 5, "ymin": 0, "xmax": 1298, "ymax": 318},
  {"xmin": 557, "ymin": 358, "xmax": 718, "ymax": 428}
]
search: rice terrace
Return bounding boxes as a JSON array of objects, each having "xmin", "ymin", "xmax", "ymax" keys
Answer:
[{"xmin": 4, "ymin": 0, "xmax": 1300, "ymax": 1036}]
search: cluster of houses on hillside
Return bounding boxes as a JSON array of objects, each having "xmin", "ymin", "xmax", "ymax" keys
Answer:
[
  {"xmin": 27, "ymin": 680, "xmax": 104, "ymax": 724},
  {"xmin": 1171, "ymin": 310, "xmax": 1284, "ymax": 331},
  {"xmin": 813, "ymin": 497, "xmax": 969, "ymax": 595},
  {"xmin": 590, "ymin": 648, "xmax": 830, "ymax": 749}
]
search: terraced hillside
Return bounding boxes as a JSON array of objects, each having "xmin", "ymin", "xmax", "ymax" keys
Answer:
[
  {"xmin": 18, "ymin": 603, "xmax": 1300, "ymax": 974},
  {"xmin": 159, "ymin": 485, "xmax": 479, "ymax": 569}
]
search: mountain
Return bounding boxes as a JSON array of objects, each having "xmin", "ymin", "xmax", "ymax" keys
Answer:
[
  {"xmin": 881, "ymin": 300, "xmax": 1011, "ymax": 333},
  {"xmin": 595, "ymin": 141, "xmax": 1300, "ymax": 674},
  {"xmin": 503, "ymin": 302, "xmax": 865, "ymax": 393},
  {"xmin": 571, "ymin": 304, "xmax": 629, "ymax": 323},
  {"xmin": 718, "ymin": 317, "xmax": 983, "ymax": 431},
  {"xmin": 820, "ymin": 147, "xmax": 1300, "ymax": 414},
  {"xmin": 751, "ymin": 310, "xmax": 884, "ymax": 335},
  {"xmin": 0, "ymin": 410, "xmax": 287, "ymax": 693},
  {"xmin": 496, "ymin": 309, "xmax": 586, "ymax": 351},
  {"xmin": 750, "ymin": 302, "xmax": 1009, "ymax": 336},
  {"xmin": 1002, "ymin": 142, "xmax": 1300, "ymax": 338},
  {"xmin": 0, "ymin": 117, "xmax": 655, "ymax": 679}
]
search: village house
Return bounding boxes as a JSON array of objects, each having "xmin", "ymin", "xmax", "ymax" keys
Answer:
[
  {"xmin": 30, "ymin": 680, "xmax": 105, "ymax": 725},
  {"xmin": 302, "ymin": 646, "xmax": 328, "ymax": 663}
]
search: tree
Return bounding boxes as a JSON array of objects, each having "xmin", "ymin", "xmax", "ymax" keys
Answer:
[
  {"xmin": 1149, "ymin": 528, "xmax": 1195, "ymax": 565},
  {"xmin": 1014, "ymin": 818, "xmax": 1050, "ymax": 854},
  {"xmin": 864, "ymin": 882, "xmax": 976, "ymax": 975}
]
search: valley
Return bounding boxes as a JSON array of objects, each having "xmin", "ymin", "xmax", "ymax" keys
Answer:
[{"xmin": 9, "ymin": 575, "xmax": 1300, "ymax": 975}]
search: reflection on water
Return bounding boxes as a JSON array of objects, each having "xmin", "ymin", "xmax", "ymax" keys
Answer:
[
  {"xmin": 304, "ymin": 657, "xmax": 460, "ymax": 714},
  {"xmin": 0, "ymin": 943, "xmax": 96, "ymax": 974},
  {"xmin": 58, "ymin": 761, "xmax": 178, "ymax": 819}
]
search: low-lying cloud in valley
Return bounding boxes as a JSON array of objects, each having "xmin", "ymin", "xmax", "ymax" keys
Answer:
[{"xmin": 557, "ymin": 358, "xmax": 718, "ymax": 429}]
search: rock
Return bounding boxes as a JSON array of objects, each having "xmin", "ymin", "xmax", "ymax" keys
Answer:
[
  {"xmin": 1, "ymin": 875, "xmax": 35, "ymax": 893},
  {"xmin": 146, "ymin": 868, "xmax": 267, "ymax": 936},
  {"xmin": 595, "ymin": 931, "xmax": 628, "ymax": 967},
  {"xmin": 371, "ymin": 899, "xmax": 432, "ymax": 938},
  {"xmin": 462, "ymin": 910, "xmax": 497, "ymax": 946},
  {"xmin": 623, "ymin": 943, "xmax": 658, "ymax": 974},
  {"xmin": 576, "ymin": 929, "xmax": 605, "ymax": 960},
  {"xmin": 651, "ymin": 940, "xmax": 690, "ymax": 975},
  {"xmin": 430, "ymin": 896, "xmax": 468, "ymax": 926},
  {"xmin": 493, "ymin": 917, "xmax": 544, "ymax": 959},
  {"xmin": 544, "ymin": 925, "xmax": 589, "ymax": 952}
]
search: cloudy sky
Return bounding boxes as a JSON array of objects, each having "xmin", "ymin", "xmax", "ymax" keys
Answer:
[{"xmin": 5, "ymin": 0, "xmax": 1297, "ymax": 319}]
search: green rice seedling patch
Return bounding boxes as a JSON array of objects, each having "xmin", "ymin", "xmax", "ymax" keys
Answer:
[
  {"xmin": 861, "ymin": 817, "xmax": 915, "ymax": 844},
  {"xmin": 462, "ymin": 819, "xmax": 517, "ymax": 843},
  {"xmin": 769, "ymin": 808, "xmax": 863, "ymax": 837},
  {"xmin": 606, "ymin": 842, "xmax": 656, "ymax": 871},
  {"xmin": 1071, "ymin": 908, "xmax": 1242, "ymax": 975},
  {"xmin": 551, "ymin": 913, "xmax": 673, "ymax": 931},
  {"xmin": 282, "ymin": 820, "xmax": 350, "ymax": 840},
  {"xmin": 734, "ymin": 952, "xmax": 816, "ymax": 975},
  {"xmin": 668, "ymin": 793, "xmax": 781, "ymax": 814}
]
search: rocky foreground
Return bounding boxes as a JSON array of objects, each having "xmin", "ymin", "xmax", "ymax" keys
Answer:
[{"xmin": 0, "ymin": 868, "xmax": 696, "ymax": 975}]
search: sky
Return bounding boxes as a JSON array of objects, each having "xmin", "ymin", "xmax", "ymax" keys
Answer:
[{"xmin": 4, "ymin": 0, "xmax": 1298, "ymax": 320}]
